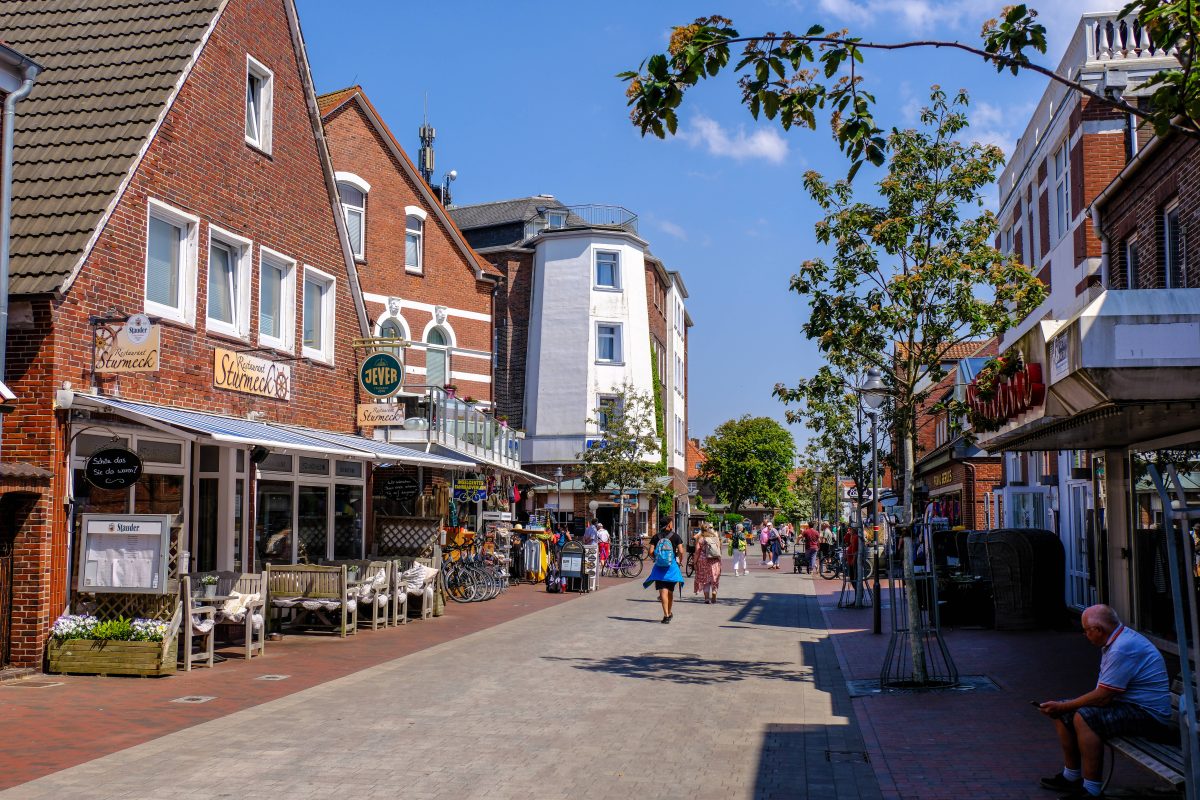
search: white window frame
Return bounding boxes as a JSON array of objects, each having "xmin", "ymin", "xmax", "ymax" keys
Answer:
[
  {"xmin": 205, "ymin": 225, "xmax": 253, "ymax": 340},
  {"xmin": 144, "ymin": 198, "xmax": 199, "ymax": 325},
  {"xmin": 1164, "ymin": 200, "xmax": 1183, "ymax": 288},
  {"xmin": 1053, "ymin": 140, "xmax": 1071, "ymax": 242},
  {"xmin": 405, "ymin": 206, "xmax": 427, "ymax": 274},
  {"xmin": 258, "ymin": 246, "xmax": 296, "ymax": 352},
  {"xmin": 1124, "ymin": 236, "xmax": 1139, "ymax": 289},
  {"xmin": 595, "ymin": 322, "xmax": 623, "ymax": 364},
  {"xmin": 675, "ymin": 354, "xmax": 684, "ymax": 395},
  {"xmin": 336, "ymin": 173, "xmax": 370, "ymax": 261},
  {"xmin": 594, "ymin": 250, "xmax": 621, "ymax": 290},
  {"xmin": 597, "ymin": 394, "xmax": 619, "ymax": 432},
  {"xmin": 245, "ymin": 55, "xmax": 274, "ymax": 154},
  {"xmin": 302, "ymin": 265, "xmax": 336, "ymax": 364},
  {"xmin": 547, "ymin": 210, "xmax": 567, "ymax": 229}
]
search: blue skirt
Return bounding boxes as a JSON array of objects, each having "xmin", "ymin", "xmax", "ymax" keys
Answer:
[{"xmin": 643, "ymin": 559, "xmax": 684, "ymax": 588}]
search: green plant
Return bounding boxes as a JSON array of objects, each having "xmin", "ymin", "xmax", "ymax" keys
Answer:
[
  {"xmin": 200, "ymin": 575, "xmax": 219, "ymax": 586},
  {"xmin": 90, "ymin": 617, "xmax": 137, "ymax": 641}
]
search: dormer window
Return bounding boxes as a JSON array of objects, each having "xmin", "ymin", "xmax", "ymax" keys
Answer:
[
  {"xmin": 336, "ymin": 173, "xmax": 370, "ymax": 260},
  {"xmin": 245, "ymin": 55, "xmax": 273, "ymax": 153},
  {"xmin": 547, "ymin": 210, "xmax": 567, "ymax": 229}
]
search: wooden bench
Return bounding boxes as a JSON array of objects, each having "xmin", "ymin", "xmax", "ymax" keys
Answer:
[
  {"xmin": 393, "ymin": 556, "xmax": 437, "ymax": 622},
  {"xmin": 181, "ymin": 571, "xmax": 267, "ymax": 668},
  {"xmin": 265, "ymin": 564, "xmax": 358, "ymax": 637},
  {"xmin": 323, "ymin": 559, "xmax": 392, "ymax": 631},
  {"xmin": 1107, "ymin": 677, "xmax": 1192, "ymax": 791}
]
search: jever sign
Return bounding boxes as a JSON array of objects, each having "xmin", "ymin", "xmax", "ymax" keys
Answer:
[
  {"xmin": 966, "ymin": 362, "xmax": 1046, "ymax": 430},
  {"xmin": 359, "ymin": 352, "xmax": 403, "ymax": 399}
]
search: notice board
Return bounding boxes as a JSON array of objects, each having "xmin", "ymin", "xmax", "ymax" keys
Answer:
[{"xmin": 78, "ymin": 514, "xmax": 172, "ymax": 594}]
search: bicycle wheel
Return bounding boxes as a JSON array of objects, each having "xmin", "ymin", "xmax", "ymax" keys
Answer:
[
  {"xmin": 685, "ymin": 553, "xmax": 695, "ymax": 577},
  {"xmin": 619, "ymin": 554, "xmax": 644, "ymax": 579},
  {"xmin": 444, "ymin": 568, "xmax": 476, "ymax": 603},
  {"xmin": 819, "ymin": 556, "xmax": 839, "ymax": 580}
]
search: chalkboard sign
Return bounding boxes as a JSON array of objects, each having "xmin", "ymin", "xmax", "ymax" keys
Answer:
[
  {"xmin": 84, "ymin": 447, "xmax": 143, "ymax": 490},
  {"xmin": 381, "ymin": 475, "xmax": 419, "ymax": 502}
]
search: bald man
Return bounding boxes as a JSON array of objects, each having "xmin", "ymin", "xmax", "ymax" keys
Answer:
[{"xmin": 1036, "ymin": 604, "xmax": 1172, "ymax": 798}]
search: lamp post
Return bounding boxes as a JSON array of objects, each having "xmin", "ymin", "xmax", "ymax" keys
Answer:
[
  {"xmin": 553, "ymin": 466, "xmax": 564, "ymax": 527},
  {"xmin": 856, "ymin": 367, "xmax": 887, "ymax": 633}
]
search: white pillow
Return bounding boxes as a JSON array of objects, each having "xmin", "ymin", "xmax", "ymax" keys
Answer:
[{"xmin": 221, "ymin": 591, "xmax": 259, "ymax": 617}]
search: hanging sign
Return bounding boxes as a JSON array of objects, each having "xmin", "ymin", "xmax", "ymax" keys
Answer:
[
  {"xmin": 93, "ymin": 313, "xmax": 161, "ymax": 374},
  {"xmin": 213, "ymin": 347, "xmax": 291, "ymax": 401},
  {"xmin": 84, "ymin": 447, "xmax": 144, "ymax": 490},
  {"xmin": 359, "ymin": 352, "xmax": 403, "ymax": 399},
  {"xmin": 357, "ymin": 403, "xmax": 406, "ymax": 426},
  {"xmin": 382, "ymin": 474, "xmax": 420, "ymax": 502},
  {"xmin": 452, "ymin": 478, "xmax": 487, "ymax": 502}
]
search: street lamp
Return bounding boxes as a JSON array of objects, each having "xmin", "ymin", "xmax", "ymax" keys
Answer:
[
  {"xmin": 857, "ymin": 367, "xmax": 887, "ymax": 633},
  {"xmin": 553, "ymin": 466, "xmax": 564, "ymax": 527}
]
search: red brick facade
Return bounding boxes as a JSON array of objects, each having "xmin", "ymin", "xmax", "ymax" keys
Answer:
[
  {"xmin": 319, "ymin": 90, "xmax": 497, "ymax": 404},
  {"xmin": 1, "ymin": 0, "xmax": 366, "ymax": 668}
]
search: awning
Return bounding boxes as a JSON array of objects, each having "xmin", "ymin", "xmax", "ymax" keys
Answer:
[
  {"xmin": 433, "ymin": 447, "xmax": 553, "ymax": 484},
  {"xmin": 281, "ymin": 426, "xmax": 476, "ymax": 469}
]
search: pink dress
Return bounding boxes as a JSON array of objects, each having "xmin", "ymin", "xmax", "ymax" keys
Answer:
[{"xmin": 693, "ymin": 535, "xmax": 723, "ymax": 594}]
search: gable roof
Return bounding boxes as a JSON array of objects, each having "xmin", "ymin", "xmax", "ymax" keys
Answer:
[
  {"xmin": 0, "ymin": 0, "xmax": 224, "ymax": 296},
  {"xmin": 317, "ymin": 86, "xmax": 500, "ymax": 280},
  {"xmin": 449, "ymin": 196, "xmax": 566, "ymax": 231},
  {"xmin": 894, "ymin": 339, "xmax": 994, "ymax": 363}
]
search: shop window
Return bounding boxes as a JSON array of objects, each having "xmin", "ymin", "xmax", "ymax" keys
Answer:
[
  {"xmin": 196, "ymin": 478, "xmax": 220, "ymax": 572},
  {"xmin": 134, "ymin": 474, "xmax": 184, "ymax": 516},
  {"xmin": 198, "ymin": 444, "xmax": 221, "ymax": 472},
  {"xmin": 259, "ymin": 453, "xmax": 294, "ymax": 473},
  {"xmin": 298, "ymin": 456, "xmax": 329, "ymax": 476},
  {"xmin": 76, "ymin": 433, "xmax": 129, "ymax": 458},
  {"xmin": 296, "ymin": 485, "xmax": 329, "ymax": 563},
  {"xmin": 233, "ymin": 477, "xmax": 245, "ymax": 572},
  {"xmin": 136, "ymin": 439, "xmax": 183, "ymax": 464},
  {"xmin": 73, "ymin": 470, "xmax": 129, "ymax": 515},
  {"xmin": 245, "ymin": 55, "xmax": 273, "ymax": 153},
  {"xmin": 255, "ymin": 479, "xmax": 294, "ymax": 567},
  {"xmin": 336, "ymin": 460, "xmax": 363, "ymax": 479},
  {"xmin": 334, "ymin": 484, "xmax": 363, "ymax": 560}
]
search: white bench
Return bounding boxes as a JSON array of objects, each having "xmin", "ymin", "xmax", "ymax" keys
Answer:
[{"xmin": 1107, "ymin": 678, "xmax": 1190, "ymax": 791}]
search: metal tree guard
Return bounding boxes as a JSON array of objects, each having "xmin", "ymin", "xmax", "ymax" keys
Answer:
[
  {"xmin": 880, "ymin": 520, "xmax": 959, "ymax": 688},
  {"xmin": 1147, "ymin": 464, "xmax": 1200, "ymax": 800}
]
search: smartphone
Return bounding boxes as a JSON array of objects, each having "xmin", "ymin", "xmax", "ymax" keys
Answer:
[{"xmin": 1030, "ymin": 700, "xmax": 1042, "ymax": 707}]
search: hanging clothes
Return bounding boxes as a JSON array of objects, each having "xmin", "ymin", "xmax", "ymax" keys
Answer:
[{"xmin": 523, "ymin": 537, "xmax": 546, "ymax": 582}]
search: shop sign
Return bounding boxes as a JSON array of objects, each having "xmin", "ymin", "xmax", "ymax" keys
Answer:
[
  {"xmin": 452, "ymin": 478, "xmax": 487, "ymax": 502},
  {"xmin": 1049, "ymin": 332, "xmax": 1069, "ymax": 384},
  {"xmin": 84, "ymin": 447, "xmax": 143, "ymax": 490},
  {"xmin": 94, "ymin": 313, "xmax": 161, "ymax": 374},
  {"xmin": 843, "ymin": 486, "xmax": 874, "ymax": 501},
  {"xmin": 382, "ymin": 474, "xmax": 419, "ymax": 502},
  {"xmin": 357, "ymin": 403, "xmax": 406, "ymax": 426},
  {"xmin": 213, "ymin": 347, "xmax": 291, "ymax": 401},
  {"xmin": 966, "ymin": 361, "xmax": 1045, "ymax": 431},
  {"xmin": 359, "ymin": 352, "xmax": 403, "ymax": 399},
  {"xmin": 931, "ymin": 468, "xmax": 954, "ymax": 488}
]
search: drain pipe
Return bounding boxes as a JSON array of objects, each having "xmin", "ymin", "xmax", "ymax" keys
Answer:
[{"xmin": 0, "ymin": 47, "xmax": 43, "ymax": 455}]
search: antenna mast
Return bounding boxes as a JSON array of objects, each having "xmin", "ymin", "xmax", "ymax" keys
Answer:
[{"xmin": 418, "ymin": 93, "xmax": 435, "ymax": 186}]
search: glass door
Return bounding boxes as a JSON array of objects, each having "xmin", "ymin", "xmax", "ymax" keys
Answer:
[{"xmin": 1066, "ymin": 483, "xmax": 1096, "ymax": 609}]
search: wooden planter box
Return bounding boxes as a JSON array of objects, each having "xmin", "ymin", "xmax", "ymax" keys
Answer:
[{"xmin": 48, "ymin": 637, "xmax": 178, "ymax": 677}]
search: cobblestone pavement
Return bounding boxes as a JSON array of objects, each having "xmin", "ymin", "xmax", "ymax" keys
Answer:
[{"xmin": 1, "ymin": 565, "xmax": 879, "ymax": 800}]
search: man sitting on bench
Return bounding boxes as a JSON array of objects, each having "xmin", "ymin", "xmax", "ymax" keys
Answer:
[{"xmin": 1036, "ymin": 604, "xmax": 1172, "ymax": 799}]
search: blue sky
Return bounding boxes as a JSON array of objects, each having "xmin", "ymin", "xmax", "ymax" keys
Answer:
[{"xmin": 296, "ymin": 0, "xmax": 1117, "ymax": 451}]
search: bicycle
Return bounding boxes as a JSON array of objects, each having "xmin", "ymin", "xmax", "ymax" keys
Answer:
[
  {"xmin": 819, "ymin": 545, "xmax": 876, "ymax": 581},
  {"xmin": 685, "ymin": 551, "xmax": 695, "ymax": 577},
  {"xmin": 600, "ymin": 549, "xmax": 643, "ymax": 579}
]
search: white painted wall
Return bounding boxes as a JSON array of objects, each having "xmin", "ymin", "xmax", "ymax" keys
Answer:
[
  {"xmin": 523, "ymin": 229, "xmax": 657, "ymax": 464},
  {"xmin": 665, "ymin": 280, "xmax": 688, "ymax": 474}
]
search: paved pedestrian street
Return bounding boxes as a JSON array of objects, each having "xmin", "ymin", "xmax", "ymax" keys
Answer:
[{"xmin": 0, "ymin": 567, "xmax": 879, "ymax": 800}]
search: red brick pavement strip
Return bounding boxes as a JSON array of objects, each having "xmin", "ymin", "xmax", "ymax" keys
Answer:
[
  {"xmin": 809, "ymin": 575, "xmax": 1165, "ymax": 800},
  {"xmin": 0, "ymin": 578, "xmax": 627, "ymax": 790}
]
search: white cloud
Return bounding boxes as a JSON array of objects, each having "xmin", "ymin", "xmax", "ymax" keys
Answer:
[
  {"xmin": 656, "ymin": 219, "xmax": 688, "ymax": 240},
  {"xmin": 969, "ymin": 99, "xmax": 1036, "ymax": 156},
  {"xmin": 680, "ymin": 114, "xmax": 789, "ymax": 164}
]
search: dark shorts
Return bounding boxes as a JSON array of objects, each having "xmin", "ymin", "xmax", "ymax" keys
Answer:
[
  {"xmin": 654, "ymin": 580, "xmax": 677, "ymax": 591},
  {"xmin": 1063, "ymin": 703, "xmax": 1172, "ymax": 740}
]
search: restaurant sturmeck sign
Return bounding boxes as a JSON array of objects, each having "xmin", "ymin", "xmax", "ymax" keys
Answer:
[
  {"xmin": 94, "ymin": 313, "xmax": 160, "ymax": 374},
  {"xmin": 357, "ymin": 403, "xmax": 406, "ymax": 426},
  {"xmin": 213, "ymin": 347, "xmax": 291, "ymax": 400}
]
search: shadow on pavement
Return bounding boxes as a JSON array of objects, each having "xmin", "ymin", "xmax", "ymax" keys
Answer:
[
  {"xmin": 729, "ymin": 592, "xmax": 804, "ymax": 628},
  {"xmin": 606, "ymin": 615, "xmax": 664, "ymax": 624},
  {"xmin": 542, "ymin": 652, "xmax": 808, "ymax": 685},
  {"xmin": 753, "ymin": 722, "xmax": 876, "ymax": 800}
]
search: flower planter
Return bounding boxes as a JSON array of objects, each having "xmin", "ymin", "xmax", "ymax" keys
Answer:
[
  {"xmin": 48, "ymin": 637, "xmax": 177, "ymax": 677},
  {"xmin": 203, "ymin": 584, "xmax": 218, "ymax": 598}
]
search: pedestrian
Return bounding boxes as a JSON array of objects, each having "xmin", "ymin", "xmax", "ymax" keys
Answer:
[
  {"xmin": 758, "ymin": 524, "xmax": 769, "ymax": 564},
  {"xmin": 1036, "ymin": 605, "xmax": 1171, "ymax": 799},
  {"xmin": 643, "ymin": 519, "xmax": 684, "ymax": 623},
  {"xmin": 692, "ymin": 521, "xmax": 723, "ymax": 603},
  {"xmin": 729, "ymin": 523, "xmax": 749, "ymax": 576},
  {"xmin": 595, "ymin": 522, "xmax": 610, "ymax": 567},
  {"xmin": 802, "ymin": 520, "xmax": 820, "ymax": 574},
  {"xmin": 844, "ymin": 525, "xmax": 860, "ymax": 579},
  {"xmin": 556, "ymin": 523, "xmax": 572, "ymax": 551},
  {"xmin": 767, "ymin": 523, "xmax": 783, "ymax": 569},
  {"xmin": 819, "ymin": 521, "xmax": 835, "ymax": 563},
  {"xmin": 583, "ymin": 518, "xmax": 598, "ymax": 545}
]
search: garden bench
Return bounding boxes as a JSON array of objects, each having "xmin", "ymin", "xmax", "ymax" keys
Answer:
[
  {"xmin": 394, "ymin": 556, "xmax": 438, "ymax": 621},
  {"xmin": 1107, "ymin": 677, "xmax": 1193, "ymax": 792},
  {"xmin": 265, "ymin": 564, "xmax": 358, "ymax": 637}
]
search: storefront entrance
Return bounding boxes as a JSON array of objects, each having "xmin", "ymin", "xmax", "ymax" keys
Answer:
[
  {"xmin": 253, "ymin": 453, "xmax": 365, "ymax": 568},
  {"xmin": 1065, "ymin": 482, "xmax": 1097, "ymax": 610}
]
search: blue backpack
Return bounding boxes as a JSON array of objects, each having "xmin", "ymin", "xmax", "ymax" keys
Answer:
[{"xmin": 654, "ymin": 536, "xmax": 675, "ymax": 568}]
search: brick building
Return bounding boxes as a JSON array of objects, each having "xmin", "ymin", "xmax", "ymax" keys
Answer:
[{"xmin": 0, "ymin": 0, "xmax": 467, "ymax": 670}]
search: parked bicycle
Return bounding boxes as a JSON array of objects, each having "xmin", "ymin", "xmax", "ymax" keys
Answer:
[
  {"xmin": 599, "ymin": 549, "xmax": 643, "ymax": 579},
  {"xmin": 440, "ymin": 542, "xmax": 509, "ymax": 603},
  {"xmin": 819, "ymin": 545, "xmax": 876, "ymax": 581}
]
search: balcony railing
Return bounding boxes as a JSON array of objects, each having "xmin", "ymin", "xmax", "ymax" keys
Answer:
[
  {"xmin": 562, "ymin": 204, "xmax": 638, "ymax": 234},
  {"xmin": 387, "ymin": 387, "xmax": 522, "ymax": 470},
  {"xmin": 1082, "ymin": 12, "xmax": 1179, "ymax": 63}
]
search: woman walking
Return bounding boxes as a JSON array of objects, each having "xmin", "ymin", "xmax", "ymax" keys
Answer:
[
  {"xmin": 767, "ymin": 523, "xmax": 783, "ymax": 569},
  {"xmin": 692, "ymin": 522, "xmax": 723, "ymax": 603},
  {"xmin": 643, "ymin": 519, "xmax": 684, "ymax": 623},
  {"xmin": 729, "ymin": 523, "xmax": 749, "ymax": 576}
]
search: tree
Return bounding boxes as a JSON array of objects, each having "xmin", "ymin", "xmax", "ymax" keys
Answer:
[
  {"xmin": 698, "ymin": 416, "xmax": 796, "ymax": 514},
  {"xmin": 792, "ymin": 89, "xmax": 1044, "ymax": 681},
  {"xmin": 620, "ymin": 3, "xmax": 1197, "ymax": 178},
  {"xmin": 577, "ymin": 383, "xmax": 663, "ymax": 535}
]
